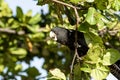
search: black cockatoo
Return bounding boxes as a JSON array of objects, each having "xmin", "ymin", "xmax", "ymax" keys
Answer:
[
  {"xmin": 49, "ymin": 27, "xmax": 89, "ymax": 57},
  {"xmin": 49, "ymin": 27, "xmax": 120, "ymax": 79}
]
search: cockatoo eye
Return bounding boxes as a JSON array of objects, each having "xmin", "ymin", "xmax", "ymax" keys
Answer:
[{"xmin": 49, "ymin": 31, "xmax": 57, "ymax": 41}]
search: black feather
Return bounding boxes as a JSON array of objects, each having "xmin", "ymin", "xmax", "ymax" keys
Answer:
[{"xmin": 51, "ymin": 27, "xmax": 88, "ymax": 56}]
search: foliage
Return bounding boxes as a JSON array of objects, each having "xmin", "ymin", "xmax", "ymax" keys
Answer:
[{"xmin": 0, "ymin": 0, "xmax": 120, "ymax": 80}]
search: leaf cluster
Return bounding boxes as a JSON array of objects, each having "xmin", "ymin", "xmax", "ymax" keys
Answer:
[
  {"xmin": 0, "ymin": 0, "xmax": 120, "ymax": 80},
  {"xmin": 37, "ymin": 0, "xmax": 120, "ymax": 80}
]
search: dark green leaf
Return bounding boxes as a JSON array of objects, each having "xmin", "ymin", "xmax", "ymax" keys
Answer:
[
  {"xmin": 95, "ymin": 0, "xmax": 107, "ymax": 10},
  {"xmin": 84, "ymin": 32, "xmax": 103, "ymax": 46},
  {"xmin": 79, "ymin": 22, "xmax": 90, "ymax": 32},
  {"xmin": 26, "ymin": 67, "xmax": 40, "ymax": 78},
  {"xmin": 16, "ymin": 6, "xmax": 23, "ymax": 21},
  {"xmin": 74, "ymin": 64, "xmax": 81, "ymax": 80},
  {"xmin": 37, "ymin": 0, "xmax": 50, "ymax": 5},
  {"xmin": 74, "ymin": 64, "xmax": 90, "ymax": 80}
]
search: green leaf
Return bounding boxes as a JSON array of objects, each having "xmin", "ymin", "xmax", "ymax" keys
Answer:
[
  {"xmin": 16, "ymin": 6, "xmax": 23, "ymax": 21},
  {"xmin": 107, "ymin": 21, "xmax": 118, "ymax": 29},
  {"xmin": 112, "ymin": 0, "xmax": 120, "ymax": 11},
  {"xmin": 30, "ymin": 32, "xmax": 45, "ymax": 41},
  {"xmin": 0, "ymin": 65, "xmax": 4, "ymax": 72},
  {"xmin": 85, "ymin": 7, "xmax": 96, "ymax": 25},
  {"xmin": 74, "ymin": 64, "xmax": 81, "ymax": 80},
  {"xmin": 86, "ymin": 0, "xmax": 94, "ymax": 3},
  {"xmin": 14, "ymin": 64, "xmax": 22, "ymax": 71},
  {"xmin": 91, "ymin": 67, "xmax": 109, "ymax": 80},
  {"xmin": 49, "ymin": 68, "xmax": 66, "ymax": 80},
  {"xmin": 74, "ymin": 64, "xmax": 90, "ymax": 80},
  {"xmin": 79, "ymin": 22, "xmax": 90, "ymax": 32},
  {"xmin": 95, "ymin": 0, "xmax": 107, "ymax": 10},
  {"xmin": 26, "ymin": 67, "xmax": 40, "ymax": 78},
  {"xmin": 95, "ymin": 12, "xmax": 106, "ymax": 30},
  {"xmin": 80, "ymin": 67, "xmax": 91, "ymax": 73},
  {"xmin": 84, "ymin": 32, "xmax": 103, "ymax": 47},
  {"xmin": 9, "ymin": 48, "xmax": 27, "ymax": 57},
  {"xmin": 26, "ymin": 10, "xmax": 32, "ymax": 17},
  {"xmin": 28, "ymin": 13, "xmax": 41, "ymax": 25},
  {"xmin": 86, "ymin": 44, "xmax": 105, "ymax": 63},
  {"xmin": 102, "ymin": 48, "xmax": 120, "ymax": 65},
  {"xmin": 1, "ymin": 2, "xmax": 12, "ymax": 17},
  {"xmin": 37, "ymin": 0, "xmax": 50, "ymax": 5},
  {"xmin": 0, "ymin": 21, "xmax": 5, "ymax": 27},
  {"xmin": 70, "ymin": 0, "xmax": 80, "ymax": 3},
  {"xmin": 26, "ymin": 25, "xmax": 39, "ymax": 33}
]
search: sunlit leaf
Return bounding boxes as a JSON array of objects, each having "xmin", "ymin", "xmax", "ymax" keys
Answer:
[
  {"xmin": 95, "ymin": 12, "xmax": 106, "ymax": 30},
  {"xmin": 28, "ymin": 13, "xmax": 41, "ymax": 24},
  {"xmin": 102, "ymin": 48, "xmax": 120, "ymax": 65},
  {"xmin": 1, "ymin": 2, "xmax": 12, "ymax": 17},
  {"xmin": 86, "ymin": 7, "xmax": 96, "ymax": 25},
  {"xmin": 9, "ymin": 48, "xmax": 27, "ymax": 57},
  {"xmin": 26, "ymin": 25, "xmax": 39, "ymax": 33},
  {"xmin": 86, "ymin": 44, "xmax": 105, "ymax": 63},
  {"xmin": 49, "ymin": 68, "xmax": 66, "ymax": 80},
  {"xmin": 0, "ymin": 65, "xmax": 4, "ymax": 72},
  {"xmin": 91, "ymin": 67, "xmax": 109, "ymax": 80},
  {"xmin": 29, "ymin": 32, "xmax": 45, "ymax": 41},
  {"xmin": 14, "ymin": 64, "xmax": 22, "ymax": 71},
  {"xmin": 112, "ymin": 0, "xmax": 120, "ymax": 11},
  {"xmin": 86, "ymin": 0, "xmax": 94, "ymax": 3},
  {"xmin": 70, "ymin": 0, "xmax": 80, "ymax": 3},
  {"xmin": 80, "ymin": 67, "xmax": 91, "ymax": 73},
  {"xmin": 26, "ymin": 10, "xmax": 32, "ymax": 17},
  {"xmin": 107, "ymin": 21, "xmax": 118, "ymax": 29}
]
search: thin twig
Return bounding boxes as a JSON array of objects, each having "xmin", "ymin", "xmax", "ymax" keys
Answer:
[
  {"xmin": 52, "ymin": 0, "xmax": 82, "ymax": 9},
  {"xmin": 74, "ymin": 8, "xmax": 80, "ymax": 59},
  {"xmin": 51, "ymin": 0, "xmax": 81, "ymax": 80},
  {"xmin": 70, "ymin": 7, "xmax": 80, "ymax": 74}
]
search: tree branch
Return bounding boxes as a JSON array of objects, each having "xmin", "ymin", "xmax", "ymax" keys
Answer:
[
  {"xmin": 0, "ymin": 28, "xmax": 46, "ymax": 35},
  {"xmin": 0, "ymin": 28, "xmax": 25, "ymax": 35}
]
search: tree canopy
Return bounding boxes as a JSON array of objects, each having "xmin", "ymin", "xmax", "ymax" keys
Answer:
[{"xmin": 0, "ymin": 0, "xmax": 120, "ymax": 80}]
